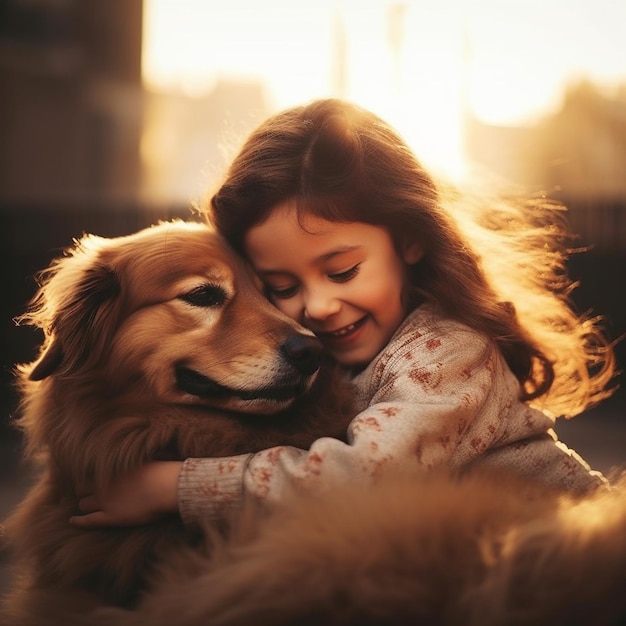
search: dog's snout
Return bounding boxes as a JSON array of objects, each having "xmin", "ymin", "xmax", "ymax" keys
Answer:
[{"xmin": 280, "ymin": 334, "xmax": 323, "ymax": 376}]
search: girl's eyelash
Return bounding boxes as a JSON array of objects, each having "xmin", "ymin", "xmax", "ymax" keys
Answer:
[
  {"xmin": 267, "ymin": 284, "xmax": 298, "ymax": 299},
  {"xmin": 329, "ymin": 265, "xmax": 360, "ymax": 282},
  {"xmin": 265, "ymin": 264, "xmax": 360, "ymax": 299}
]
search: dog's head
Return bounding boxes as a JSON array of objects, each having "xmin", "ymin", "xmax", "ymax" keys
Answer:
[{"xmin": 21, "ymin": 220, "xmax": 324, "ymax": 414}]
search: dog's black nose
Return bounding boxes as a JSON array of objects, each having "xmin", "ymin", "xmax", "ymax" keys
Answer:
[{"xmin": 280, "ymin": 334, "xmax": 323, "ymax": 376}]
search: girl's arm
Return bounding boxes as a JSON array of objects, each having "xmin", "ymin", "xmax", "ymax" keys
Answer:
[{"xmin": 177, "ymin": 323, "xmax": 509, "ymax": 525}]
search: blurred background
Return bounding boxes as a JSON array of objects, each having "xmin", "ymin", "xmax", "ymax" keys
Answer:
[{"xmin": 1, "ymin": 0, "xmax": 625, "ymax": 536}]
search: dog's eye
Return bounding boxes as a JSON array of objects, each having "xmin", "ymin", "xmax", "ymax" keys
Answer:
[{"xmin": 179, "ymin": 285, "xmax": 228, "ymax": 308}]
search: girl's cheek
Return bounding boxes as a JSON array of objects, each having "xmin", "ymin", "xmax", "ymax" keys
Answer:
[{"xmin": 272, "ymin": 299, "xmax": 300, "ymax": 321}]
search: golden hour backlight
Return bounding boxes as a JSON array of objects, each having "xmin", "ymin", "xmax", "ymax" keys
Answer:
[{"xmin": 142, "ymin": 0, "xmax": 626, "ymax": 190}]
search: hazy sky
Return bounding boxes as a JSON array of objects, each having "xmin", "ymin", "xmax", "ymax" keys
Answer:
[{"xmin": 142, "ymin": 0, "xmax": 626, "ymax": 178}]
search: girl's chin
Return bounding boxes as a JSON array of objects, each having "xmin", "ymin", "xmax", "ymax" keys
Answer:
[
  {"xmin": 320, "ymin": 319, "xmax": 383, "ymax": 367},
  {"xmin": 327, "ymin": 347, "xmax": 378, "ymax": 371}
]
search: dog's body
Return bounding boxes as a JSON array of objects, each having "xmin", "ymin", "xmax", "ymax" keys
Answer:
[{"xmin": 2, "ymin": 220, "xmax": 355, "ymax": 622}]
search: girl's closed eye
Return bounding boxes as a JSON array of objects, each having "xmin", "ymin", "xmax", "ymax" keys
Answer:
[
  {"xmin": 265, "ymin": 282, "xmax": 299, "ymax": 300},
  {"xmin": 329, "ymin": 264, "xmax": 360, "ymax": 283}
]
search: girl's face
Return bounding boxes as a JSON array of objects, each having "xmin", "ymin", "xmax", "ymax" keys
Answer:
[{"xmin": 243, "ymin": 200, "xmax": 422, "ymax": 369}]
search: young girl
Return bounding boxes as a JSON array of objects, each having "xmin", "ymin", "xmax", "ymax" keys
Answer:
[{"xmin": 71, "ymin": 99, "xmax": 616, "ymax": 529}]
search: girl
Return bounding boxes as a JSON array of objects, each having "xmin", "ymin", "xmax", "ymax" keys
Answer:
[{"xmin": 71, "ymin": 99, "xmax": 616, "ymax": 529}]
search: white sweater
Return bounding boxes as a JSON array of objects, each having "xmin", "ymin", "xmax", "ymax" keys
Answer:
[{"xmin": 178, "ymin": 305, "xmax": 606, "ymax": 524}]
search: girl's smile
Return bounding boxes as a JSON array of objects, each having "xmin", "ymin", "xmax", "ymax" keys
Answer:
[
  {"xmin": 321, "ymin": 315, "xmax": 368, "ymax": 339},
  {"xmin": 243, "ymin": 200, "xmax": 422, "ymax": 368}
]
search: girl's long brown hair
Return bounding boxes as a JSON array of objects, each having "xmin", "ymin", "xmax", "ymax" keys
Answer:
[{"xmin": 207, "ymin": 98, "xmax": 616, "ymax": 418}]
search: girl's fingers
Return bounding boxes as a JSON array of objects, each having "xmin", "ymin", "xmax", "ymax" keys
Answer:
[
  {"xmin": 69, "ymin": 511, "xmax": 109, "ymax": 528},
  {"xmin": 77, "ymin": 494, "xmax": 99, "ymax": 513}
]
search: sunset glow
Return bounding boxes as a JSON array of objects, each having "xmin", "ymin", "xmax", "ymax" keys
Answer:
[{"xmin": 142, "ymin": 0, "xmax": 626, "ymax": 188}]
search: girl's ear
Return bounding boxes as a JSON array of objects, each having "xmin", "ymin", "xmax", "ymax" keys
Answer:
[{"xmin": 401, "ymin": 239, "xmax": 424, "ymax": 265}]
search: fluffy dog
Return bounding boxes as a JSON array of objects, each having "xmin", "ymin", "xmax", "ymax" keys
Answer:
[{"xmin": 1, "ymin": 220, "xmax": 355, "ymax": 624}]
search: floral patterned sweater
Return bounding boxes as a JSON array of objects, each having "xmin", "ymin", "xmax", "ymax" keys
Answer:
[{"xmin": 178, "ymin": 305, "xmax": 606, "ymax": 525}]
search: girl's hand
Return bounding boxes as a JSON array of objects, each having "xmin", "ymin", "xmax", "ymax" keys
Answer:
[{"xmin": 69, "ymin": 461, "xmax": 183, "ymax": 528}]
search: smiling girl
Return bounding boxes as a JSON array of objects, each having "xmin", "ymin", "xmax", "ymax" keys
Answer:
[{"xmin": 71, "ymin": 99, "xmax": 616, "ymax": 528}]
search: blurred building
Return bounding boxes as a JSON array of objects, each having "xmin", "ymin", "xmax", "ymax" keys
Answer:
[
  {"xmin": 0, "ymin": 0, "xmax": 273, "ymax": 206},
  {"xmin": 541, "ymin": 82, "xmax": 626, "ymax": 201},
  {"xmin": 0, "ymin": 0, "xmax": 143, "ymax": 203},
  {"xmin": 466, "ymin": 81, "xmax": 626, "ymax": 253},
  {"xmin": 140, "ymin": 79, "xmax": 270, "ymax": 206}
]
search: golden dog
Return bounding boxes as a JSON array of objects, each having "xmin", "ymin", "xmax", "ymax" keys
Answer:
[{"xmin": 1, "ymin": 220, "xmax": 354, "ymax": 623}]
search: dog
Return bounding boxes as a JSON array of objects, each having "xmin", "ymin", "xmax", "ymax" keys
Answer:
[{"xmin": 1, "ymin": 220, "xmax": 355, "ymax": 624}]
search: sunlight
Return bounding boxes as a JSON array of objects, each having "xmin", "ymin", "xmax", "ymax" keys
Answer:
[
  {"xmin": 464, "ymin": 0, "xmax": 626, "ymax": 125},
  {"xmin": 141, "ymin": 0, "xmax": 626, "ymax": 197},
  {"xmin": 142, "ymin": 0, "xmax": 334, "ymax": 100}
]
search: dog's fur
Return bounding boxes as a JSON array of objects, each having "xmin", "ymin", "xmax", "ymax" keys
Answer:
[
  {"xmin": 3, "ymin": 220, "xmax": 625, "ymax": 626},
  {"xmin": 92, "ymin": 470, "xmax": 626, "ymax": 626},
  {"xmin": 1, "ymin": 220, "xmax": 355, "ymax": 623},
  {"xmin": 10, "ymin": 469, "xmax": 626, "ymax": 626}
]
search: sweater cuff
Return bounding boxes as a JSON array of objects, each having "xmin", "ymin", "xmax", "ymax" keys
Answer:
[{"xmin": 178, "ymin": 455, "xmax": 251, "ymax": 527}]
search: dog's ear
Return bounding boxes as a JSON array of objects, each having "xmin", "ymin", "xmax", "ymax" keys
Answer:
[
  {"xmin": 26, "ymin": 249, "xmax": 122, "ymax": 381},
  {"xmin": 28, "ymin": 339, "xmax": 63, "ymax": 381}
]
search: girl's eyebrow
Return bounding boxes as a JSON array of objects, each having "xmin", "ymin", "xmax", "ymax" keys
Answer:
[
  {"xmin": 256, "ymin": 245, "xmax": 363, "ymax": 276},
  {"xmin": 318, "ymin": 244, "xmax": 362, "ymax": 262}
]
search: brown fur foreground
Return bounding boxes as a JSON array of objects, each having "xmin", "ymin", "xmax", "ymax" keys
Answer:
[
  {"xmin": 21, "ymin": 468, "xmax": 626, "ymax": 626},
  {"xmin": 1, "ymin": 220, "xmax": 354, "ymax": 623}
]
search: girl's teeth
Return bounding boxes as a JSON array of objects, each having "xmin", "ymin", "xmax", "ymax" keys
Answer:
[{"xmin": 333, "ymin": 323, "xmax": 357, "ymax": 337}]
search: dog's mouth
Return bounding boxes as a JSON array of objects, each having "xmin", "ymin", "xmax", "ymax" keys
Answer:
[{"xmin": 175, "ymin": 366, "xmax": 309, "ymax": 403}]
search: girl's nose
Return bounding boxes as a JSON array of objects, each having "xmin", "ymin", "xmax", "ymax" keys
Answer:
[{"xmin": 302, "ymin": 288, "xmax": 341, "ymax": 321}]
